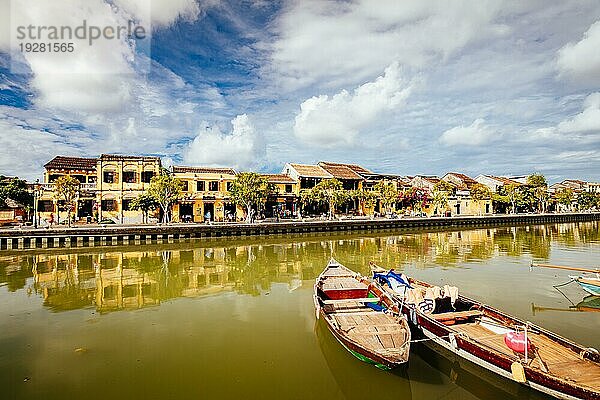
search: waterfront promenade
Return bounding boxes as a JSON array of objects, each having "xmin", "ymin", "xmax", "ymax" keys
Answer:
[{"xmin": 1, "ymin": 212, "xmax": 598, "ymax": 251}]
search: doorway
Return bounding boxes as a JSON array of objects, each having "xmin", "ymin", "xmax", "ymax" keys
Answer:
[
  {"xmin": 203, "ymin": 203, "xmax": 214, "ymax": 221},
  {"xmin": 180, "ymin": 203, "xmax": 193, "ymax": 222}
]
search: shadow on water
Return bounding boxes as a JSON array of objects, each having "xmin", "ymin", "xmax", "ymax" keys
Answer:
[{"xmin": 317, "ymin": 319, "xmax": 552, "ymax": 400}]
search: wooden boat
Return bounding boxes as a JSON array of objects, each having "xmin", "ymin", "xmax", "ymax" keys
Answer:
[
  {"xmin": 371, "ymin": 263, "xmax": 600, "ymax": 400},
  {"xmin": 531, "ymin": 263, "xmax": 600, "ymax": 296},
  {"xmin": 313, "ymin": 259, "xmax": 411, "ymax": 370},
  {"xmin": 532, "ymin": 296, "xmax": 600, "ymax": 314}
]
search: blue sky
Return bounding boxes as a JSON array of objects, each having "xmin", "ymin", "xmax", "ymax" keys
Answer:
[{"xmin": 1, "ymin": 0, "xmax": 600, "ymax": 182}]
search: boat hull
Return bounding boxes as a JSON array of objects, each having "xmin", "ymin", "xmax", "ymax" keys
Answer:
[
  {"xmin": 386, "ymin": 278, "xmax": 600, "ymax": 400},
  {"xmin": 576, "ymin": 280, "xmax": 600, "ymax": 296}
]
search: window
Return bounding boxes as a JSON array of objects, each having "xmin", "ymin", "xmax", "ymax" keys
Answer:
[
  {"xmin": 209, "ymin": 181, "xmax": 219, "ymax": 191},
  {"xmin": 285, "ymin": 184, "xmax": 293, "ymax": 193},
  {"xmin": 181, "ymin": 180, "xmax": 189, "ymax": 192},
  {"xmin": 101, "ymin": 199, "xmax": 117, "ymax": 211},
  {"xmin": 73, "ymin": 175, "xmax": 86, "ymax": 183},
  {"xmin": 196, "ymin": 181, "xmax": 205, "ymax": 192},
  {"xmin": 123, "ymin": 171, "xmax": 137, "ymax": 183},
  {"xmin": 300, "ymin": 178, "xmax": 318, "ymax": 189},
  {"xmin": 88, "ymin": 176, "xmax": 97, "ymax": 184},
  {"xmin": 122, "ymin": 199, "xmax": 132, "ymax": 211},
  {"xmin": 103, "ymin": 171, "xmax": 116, "ymax": 184},
  {"xmin": 227, "ymin": 182, "xmax": 233, "ymax": 191},
  {"xmin": 141, "ymin": 171, "xmax": 154, "ymax": 183},
  {"xmin": 38, "ymin": 200, "xmax": 54, "ymax": 212},
  {"xmin": 49, "ymin": 174, "xmax": 61, "ymax": 182}
]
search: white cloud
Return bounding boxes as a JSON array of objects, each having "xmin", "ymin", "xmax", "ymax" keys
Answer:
[
  {"xmin": 268, "ymin": 0, "xmax": 509, "ymax": 90},
  {"xmin": 184, "ymin": 114, "xmax": 265, "ymax": 170},
  {"xmin": 113, "ymin": 0, "xmax": 202, "ymax": 28},
  {"xmin": 557, "ymin": 20, "xmax": 600, "ymax": 83},
  {"xmin": 557, "ymin": 92, "xmax": 600, "ymax": 133},
  {"xmin": 439, "ymin": 118, "xmax": 495, "ymax": 146},
  {"xmin": 293, "ymin": 62, "xmax": 412, "ymax": 147}
]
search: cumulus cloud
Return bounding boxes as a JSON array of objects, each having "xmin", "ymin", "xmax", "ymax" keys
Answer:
[
  {"xmin": 557, "ymin": 20, "xmax": 600, "ymax": 83},
  {"xmin": 269, "ymin": 0, "xmax": 509, "ymax": 89},
  {"xmin": 557, "ymin": 92, "xmax": 600, "ymax": 133},
  {"xmin": 293, "ymin": 62, "xmax": 412, "ymax": 147},
  {"xmin": 184, "ymin": 114, "xmax": 265, "ymax": 169},
  {"xmin": 439, "ymin": 118, "xmax": 495, "ymax": 146},
  {"xmin": 113, "ymin": 0, "xmax": 202, "ymax": 28}
]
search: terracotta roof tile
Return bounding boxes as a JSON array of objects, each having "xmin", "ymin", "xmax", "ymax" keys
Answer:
[
  {"xmin": 318, "ymin": 162, "xmax": 363, "ymax": 180},
  {"xmin": 288, "ymin": 163, "xmax": 332, "ymax": 178},
  {"xmin": 318, "ymin": 161, "xmax": 372, "ymax": 175},
  {"xmin": 446, "ymin": 172, "xmax": 478, "ymax": 187},
  {"xmin": 261, "ymin": 174, "xmax": 296, "ymax": 183},
  {"xmin": 172, "ymin": 166, "xmax": 237, "ymax": 175},
  {"xmin": 100, "ymin": 154, "xmax": 161, "ymax": 162},
  {"xmin": 44, "ymin": 156, "xmax": 97, "ymax": 171},
  {"xmin": 490, "ymin": 176, "xmax": 521, "ymax": 186}
]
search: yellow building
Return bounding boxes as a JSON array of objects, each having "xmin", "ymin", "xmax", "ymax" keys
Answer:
[
  {"xmin": 37, "ymin": 154, "xmax": 161, "ymax": 224},
  {"xmin": 171, "ymin": 166, "xmax": 242, "ymax": 222},
  {"xmin": 96, "ymin": 154, "xmax": 162, "ymax": 223},
  {"xmin": 261, "ymin": 174, "xmax": 299, "ymax": 218}
]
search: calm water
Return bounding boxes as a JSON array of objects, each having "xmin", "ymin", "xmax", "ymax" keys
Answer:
[{"xmin": 1, "ymin": 222, "xmax": 600, "ymax": 400}]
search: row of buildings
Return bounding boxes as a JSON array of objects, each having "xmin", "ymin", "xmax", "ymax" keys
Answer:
[{"xmin": 31, "ymin": 154, "xmax": 599, "ymax": 224}]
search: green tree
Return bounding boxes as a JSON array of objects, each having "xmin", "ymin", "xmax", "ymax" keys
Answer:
[
  {"xmin": 54, "ymin": 175, "xmax": 80, "ymax": 226},
  {"xmin": 373, "ymin": 181, "xmax": 398, "ymax": 215},
  {"xmin": 505, "ymin": 184, "xmax": 524, "ymax": 214},
  {"xmin": 0, "ymin": 176, "xmax": 33, "ymax": 212},
  {"xmin": 311, "ymin": 178, "xmax": 345, "ymax": 219},
  {"xmin": 229, "ymin": 172, "xmax": 272, "ymax": 223},
  {"xmin": 129, "ymin": 193, "xmax": 159, "ymax": 223},
  {"xmin": 432, "ymin": 190, "xmax": 449, "ymax": 215},
  {"xmin": 353, "ymin": 188, "xmax": 378, "ymax": 215},
  {"xmin": 147, "ymin": 171, "xmax": 184, "ymax": 223},
  {"xmin": 527, "ymin": 173, "xmax": 548, "ymax": 212},
  {"xmin": 555, "ymin": 188, "xmax": 574, "ymax": 212},
  {"xmin": 577, "ymin": 191, "xmax": 598, "ymax": 211},
  {"xmin": 433, "ymin": 180, "xmax": 456, "ymax": 195},
  {"xmin": 470, "ymin": 183, "xmax": 491, "ymax": 215}
]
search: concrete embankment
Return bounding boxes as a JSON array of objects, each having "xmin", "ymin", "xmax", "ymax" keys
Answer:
[{"xmin": 0, "ymin": 212, "xmax": 598, "ymax": 252}]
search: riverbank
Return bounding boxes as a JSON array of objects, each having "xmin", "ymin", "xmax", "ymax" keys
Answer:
[{"xmin": 0, "ymin": 212, "xmax": 598, "ymax": 251}]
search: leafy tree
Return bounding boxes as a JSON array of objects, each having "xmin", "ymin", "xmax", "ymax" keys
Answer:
[
  {"xmin": 555, "ymin": 188, "xmax": 574, "ymax": 212},
  {"xmin": 374, "ymin": 181, "xmax": 398, "ymax": 215},
  {"xmin": 399, "ymin": 187, "xmax": 429, "ymax": 213},
  {"xmin": 129, "ymin": 193, "xmax": 159, "ymax": 223},
  {"xmin": 504, "ymin": 183, "xmax": 524, "ymax": 214},
  {"xmin": 433, "ymin": 180, "xmax": 455, "ymax": 195},
  {"xmin": 147, "ymin": 170, "xmax": 184, "ymax": 223},
  {"xmin": 229, "ymin": 172, "xmax": 272, "ymax": 223},
  {"xmin": 527, "ymin": 173, "xmax": 548, "ymax": 212},
  {"xmin": 311, "ymin": 178, "xmax": 345, "ymax": 219},
  {"xmin": 577, "ymin": 191, "xmax": 598, "ymax": 211},
  {"xmin": 491, "ymin": 192, "xmax": 510, "ymax": 214},
  {"xmin": 353, "ymin": 188, "xmax": 378, "ymax": 215},
  {"xmin": 432, "ymin": 190, "xmax": 449, "ymax": 215},
  {"xmin": 470, "ymin": 183, "xmax": 491, "ymax": 214},
  {"xmin": 54, "ymin": 175, "xmax": 80, "ymax": 226},
  {"xmin": 0, "ymin": 176, "xmax": 33, "ymax": 211}
]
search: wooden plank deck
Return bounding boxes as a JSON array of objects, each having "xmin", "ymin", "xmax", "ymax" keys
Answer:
[
  {"xmin": 322, "ymin": 277, "xmax": 366, "ymax": 291},
  {"xmin": 452, "ymin": 322, "xmax": 600, "ymax": 390}
]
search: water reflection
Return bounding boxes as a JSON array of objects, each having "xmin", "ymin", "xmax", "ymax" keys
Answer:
[{"xmin": 0, "ymin": 221, "xmax": 598, "ymax": 314}]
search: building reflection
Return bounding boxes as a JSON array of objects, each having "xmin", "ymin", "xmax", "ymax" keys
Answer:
[{"xmin": 0, "ymin": 221, "xmax": 597, "ymax": 313}]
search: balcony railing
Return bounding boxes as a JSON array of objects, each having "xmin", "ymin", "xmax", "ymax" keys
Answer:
[{"xmin": 32, "ymin": 182, "xmax": 97, "ymax": 191}]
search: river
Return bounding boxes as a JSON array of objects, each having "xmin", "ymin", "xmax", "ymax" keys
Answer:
[{"xmin": 1, "ymin": 221, "xmax": 599, "ymax": 399}]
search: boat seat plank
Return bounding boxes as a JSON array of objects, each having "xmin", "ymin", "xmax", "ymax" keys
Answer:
[
  {"xmin": 432, "ymin": 310, "xmax": 483, "ymax": 321},
  {"xmin": 322, "ymin": 297, "xmax": 380, "ymax": 304}
]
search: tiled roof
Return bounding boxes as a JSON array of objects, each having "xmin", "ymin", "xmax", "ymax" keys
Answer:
[
  {"xmin": 44, "ymin": 156, "xmax": 97, "ymax": 171},
  {"xmin": 419, "ymin": 176, "xmax": 441, "ymax": 184},
  {"xmin": 318, "ymin": 162, "xmax": 363, "ymax": 180},
  {"xmin": 172, "ymin": 166, "xmax": 237, "ymax": 175},
  {"xmin": 446, "ymin": 172, "xmax": 478, "ymax": 187},
  {"xmin": 100, "ymin": 154, "xmax": 161, "ymax": 162},
  {"xmin": 288, "ymin": 163, "xmax": 332, "ymax": 178},
  {"xmin": 491, "ymin": 175, "xmax": 521, "ymax": 186},
  {"xmin": 261, "ymin": 174, "xmax": 296, "ymax": 183},
  {"xmin": 318, "ymin": 161, "xmax": 372, "ymax": 175}
]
